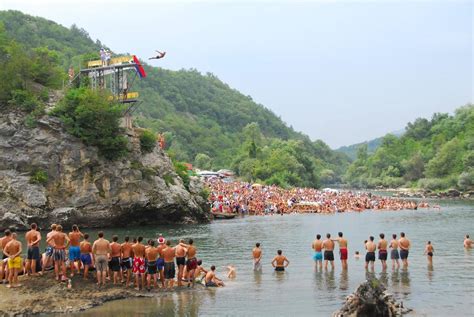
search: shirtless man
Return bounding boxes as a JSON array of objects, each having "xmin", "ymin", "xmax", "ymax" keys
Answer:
[
  {"xmin": 365, "ymin": 236, "xmax": 376, "ymax": 271},
  {"xmin": 175, "ymin": 239, "xmax": 187, "ymax": 287},
  {"xmin": 4, "ymin": 233, "xmax": 22, "ymax": 288},
  {"xmin": 390, "ymin": 234, "xmax": 400, "ymax": 269},
  {"xmin": 322, "ymin": 233, "xmax": 335, "ymax": 270},
  {"xmin": 156, "ymin": 236, "xmax": 166, "ymax": 288},
  {"xmin": 0, "ymin": 229, "xmax": 12, "ymax": 283},
  {"xmin": 121, "ymin": 236, "xmax": 133, "ymax": 286},
  {"xmin": 194, "ymin": 259, "xmax": 208, "ymax": 281},
  {"xmin": 399, "ymin": 232, "xmax": 411, "ymax": 268},
  {"xmin": 68, "ymin": 225, "xmax": 83, "ymax": 277},
  {"xmin": 132, "ymin": 236, "xmax": 146, "ymax": 290},
  {"xmin": 253, "ymin": 242, "xmax": 262, "ymax": 272},
  {"xmin": 80, "ymin": 233, "xmax": 92, "ymax": 280},
  {"xmin": 25, "ymin": 223, "xmax": 42, "ymax": 276},
  {"xmin": 424, "ymin": 241, "xmax": 434, "ymax": 265},
  {"xmin": 46, "ymin": 225, "xmax": 70, "ymax": 281},
  {"xmin": 312, "ymin": 234, "xmax": 323, "ymax": 270},
  {"xmin": 271, "ymin": 250, "xmax": 289, "ymax": 271},
  {"xmin": 109, "ymin": 235, "xmax": 122, "ymax": 285},
  {"xmin": 42, "ymin": 224, "xmax": 57, "ymax": 275},
  {"xmin": 205, "ymin": 265, "xmax": 224, "ymax": 287},
  {"xmin": 464, "ymin": 234, "xmax": 473, "ymax": 249},
  {"xmin": 162, "ymin": 240, "xmax": 177, "ymax": 290},
  {"xmin": 185, "ymin": 239, "xmax": 198, "ymax": 287},
  {"xmin": 145, "ymin": 240, "xmax": 159, "ymax": 290},
  {"xmin": 378, "ymin": 233, "xmax": 388, "ymax": 270},
  {"xmin": 92, "ymin": 231, "xmax": 111, "ymax": 286},
  {"xmin": 333, "ymin": 232, "xmax": 348, "ymax": 270}
]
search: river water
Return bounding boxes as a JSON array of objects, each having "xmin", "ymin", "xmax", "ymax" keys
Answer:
[{"xmin": 57, "ymin": 199, "xmax": 473, "ymax": 317}]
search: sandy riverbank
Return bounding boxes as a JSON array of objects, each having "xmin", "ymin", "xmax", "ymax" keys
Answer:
[{"xmin": 0, "ymin": 271, "xmax": 202, "ymax": 315}]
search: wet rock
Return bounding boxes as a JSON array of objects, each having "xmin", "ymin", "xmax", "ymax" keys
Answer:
[{"xmin": 333, "ymin": 277, "xmax": 412, "ymax": 317}]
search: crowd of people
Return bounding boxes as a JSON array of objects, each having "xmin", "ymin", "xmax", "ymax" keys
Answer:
[
  {"xmin": 0, "ymin": 224, "xmax": 225, "ymax": 290},
  {"xmin": 207, "ymin": 179, "xmax": 430, "ymax": 215}
]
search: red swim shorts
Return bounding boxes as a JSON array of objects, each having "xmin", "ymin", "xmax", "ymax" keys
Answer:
[
  {"xmin": 340, "ymin": 248, "xmax": 348, "ymax": 260},
  {"xmin": 133, "ymin": 257, "xmax": 145, "ymax": 274}
]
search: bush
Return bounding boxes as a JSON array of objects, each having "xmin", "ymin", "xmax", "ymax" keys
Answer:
[
  {"xmin": 8, "ymin": 90, "xmax": 39, "ymax": 112},
  {"xmin": 140, "ymin": 130, "xmax": 156, "ymax": 154},
  {"xmin": 173, "ymin": 161, "xmax": 190, "ymax": 190},
  {"xmin": 458, "ymin": 170, "xmax": 474, "ymax": 190},
  {"xmin": 52, "ymin": 88, "xmax": 129, "ymax": 160},
  {"xmin": 418, "ymin": 177, "xmax": 457, "ymax": 191},
  {"xmin": 30, "ymin": 169, "xmax": 48, "ymax": 185},
  {"xmin": 163, "ymin": 174, "xmax": 174, "ymax": 186}
]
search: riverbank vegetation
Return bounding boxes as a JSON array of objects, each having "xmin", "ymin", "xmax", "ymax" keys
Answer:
[{"xmin": 344, "ymin": 105, "xmax": 474, "ymax": 191}]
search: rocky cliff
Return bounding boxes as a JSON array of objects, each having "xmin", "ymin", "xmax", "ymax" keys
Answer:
[{"xmin": 0, "ymin": 109, "xmax": 210, "ymax": 230}]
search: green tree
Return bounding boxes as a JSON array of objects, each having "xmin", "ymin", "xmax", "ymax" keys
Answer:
[{"xmin": 194, "ymin": 153, "xmax": 212, "ymax": 170}]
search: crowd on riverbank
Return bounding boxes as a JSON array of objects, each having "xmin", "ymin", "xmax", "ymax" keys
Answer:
[
  {"xmin": 0, "ymin": 224, "xmax": 225, "ymax": 290},
  {"xmin": 206, "ymin": 179, "xmax": 431, "ymax": 214}
]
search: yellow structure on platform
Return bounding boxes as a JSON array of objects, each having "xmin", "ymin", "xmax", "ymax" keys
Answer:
[
  {"xmin": 87, "ymin": 55, "xmax": 134, "ymax": 68},
  {"xmin": 108, "ymin": 92, "xmax": 139, "ymax": 101}
]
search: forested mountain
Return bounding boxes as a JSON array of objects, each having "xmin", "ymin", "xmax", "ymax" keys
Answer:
[
  {"xmin": 344, "ymin": 106, "xmax": 474, "ymax": 191},
  {"xmin": 0, "ymin": 10, "xmax": 349, "ymax": 188},
  {"xmin": 336, "ymin": 130, "xmax": 404, "ymax": 160}
]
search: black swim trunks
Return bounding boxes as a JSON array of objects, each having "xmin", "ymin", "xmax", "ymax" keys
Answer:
[
  {"xmin": 176, "ymin": 257, "xmax": 186, "ymax": 266},
  {"xmin": 366, "ymin": 252, "xmax": 376, "ymax": 262},
  {"xmin": 275, "ymin": 266, "xmax": 285, "ymax": 272},
  {"xmin": 400, "ymin": 249, "xmax": 409, "ymax": 260},
  {"xmin": 427, "ymin": 252, "xmax": 433, "ymax": 257},
  {"xmin": 121, "ymin": 257, "xmax": 132, "ymax": 270},
  {"xmin": 109, "ymin": 256, "xmax": 121, "ymax": 272},
  {"xmin": 147, "ymin": 261, "xmax": 157, "ymax": 274},
  {"xmin": 378, "ymin": 250, "xmax": 388, "ymax": 261},
  {"xmin": 164, "ymin": 262, "xmax": 175, "ymax": 279},
  {"xmin": 27, "ymin": 246, "xmax": 41, "ymax": 261},
  {"xmin": 205, "ymin": 281, "xmax": 218, "ymax": 287},
  {"xmin": 324, "ymin": 250, "xmax": 334, "ymax": 261}
]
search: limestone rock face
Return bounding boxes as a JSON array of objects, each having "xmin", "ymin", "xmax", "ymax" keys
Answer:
[{"xmin": 0, "ymin": 110, "xmax": 210, "ymax": 230}]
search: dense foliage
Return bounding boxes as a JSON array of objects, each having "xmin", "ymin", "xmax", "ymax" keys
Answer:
[
  {"xmin": 0, "ymin": 10, "xmax": 349, "ymax": 187},
  {"xmin": 344, "ymin": 105, "xmax": 474, "ymax": 191},
  {"xmin": 51, "ymin": 88, "xmax": 129, "ymax": 160},
  {"xmin": 139, "ymin": 129, "xmax": 156, "ymax": 154}
]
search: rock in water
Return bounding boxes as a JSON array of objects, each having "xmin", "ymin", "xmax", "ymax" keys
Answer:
[
  {"xmin": 333, "ymin": 278, "xmax": 411, "ymax": 317},
  {"xmin": 0, "ymin": 109, "xmax": 211, "ymax": 230}
]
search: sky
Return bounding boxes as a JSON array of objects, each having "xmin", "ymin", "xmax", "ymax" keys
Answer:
[{"xmin": 0, "ymin": 0, "xmax": 472, "ymax": 148}]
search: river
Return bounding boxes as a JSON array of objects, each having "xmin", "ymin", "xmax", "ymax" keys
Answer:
[{"xmin": 16, "ymin": 199, "xmax": 468, "ymax": 316}]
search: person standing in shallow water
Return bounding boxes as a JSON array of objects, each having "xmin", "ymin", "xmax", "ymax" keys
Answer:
[
  {"xmin": 312, "ymin": 234, "xmax": 323, "ymax": 270},
  {"xmin": 399, "ymin": 232, "xmax": 411, "ymax": 268},
  {"xmin": 464, "ymin": 235, "xmax": 472, "ymax": 249},
  {"xmin": 322, "ymin": 233, "xmax": 335, "ymax": 270},
  {"xmin": 390, "ymin": 234, "xmax": 400, "ymax": 269},
  {"xmin": 253, "ymin": 243, "xmax": 262, "ymax": 272},
  {"xmin": 271, "ymin": 250, "xmax": 289, "ymax": 271},
  {"xmin": 377, "ymin": 233, "xmax": 388, "ymax": 271},
  {"xmin": 333, "ymin": 232, "xmax": 348, "ymax": 270},
  {"xmin": 365, "ymin": 236, "xmax": 376, "ymax": 271},
  {"xmin": 424, "ymin": 241, "xmax": 434, "ymax": 265}
]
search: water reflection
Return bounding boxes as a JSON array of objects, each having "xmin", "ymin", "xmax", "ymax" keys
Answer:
[
  {"xmin": 339, "ymin": 270, "xmax": 349, "ymax": 291},
  {"xmin": 253, "ymin": 271, "xmax": 262, "ymax": 288},
  {"xmin": 378, "ymin": 271, "xmax": 389, "ymax": 287},
  {"xmin": 427, "ymin": 264, "xmax": 434, "ymax": 283},
  {"xmin": 324, "ymin": 269, "xmax": 336, "ymax": 291},
  {"xmin": 400, "ymin": 269, "xmax": 411, "ymax": 294}
]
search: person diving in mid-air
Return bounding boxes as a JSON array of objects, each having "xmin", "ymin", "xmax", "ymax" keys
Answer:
[{"xmin": 149, "ymin": 50, "xmax": 166, "ymax": 60}]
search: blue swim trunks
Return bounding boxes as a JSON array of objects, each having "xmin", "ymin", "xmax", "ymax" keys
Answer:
[
  {"xmin": 313, "ymin": 252, "xmax": 323, "ymax": 261},
  {"xmin": 80, "ymin": 253, "xmax": 92, "ymax": 266},
  {"xmin": 157, "ymin": 258, "xmax": 165, "ymax": 270},
  {"xmin": 69, "ymin": 246, "xmax": 81, "ymax": 261}
]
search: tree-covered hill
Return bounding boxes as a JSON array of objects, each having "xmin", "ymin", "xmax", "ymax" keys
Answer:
[
  {"xmin": 344, "ymin": 105, "xmax": 474, "ymax": 191},
  {"xmin": 0, "ymin": 10, "xmax": 349, "ymax": 187}
]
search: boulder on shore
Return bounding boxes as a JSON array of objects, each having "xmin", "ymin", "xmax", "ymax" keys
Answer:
[{"xmin": 333, "ymin": 278, "xmax": 412, "ymax": 317}]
